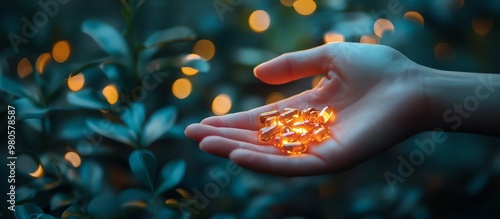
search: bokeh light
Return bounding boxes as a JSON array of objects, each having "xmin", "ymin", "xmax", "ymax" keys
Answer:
[
  {"xmin": 249, "ymin": 10, "xmax": 271, "ymax": 33},
  {"xmin": 472, "ymin": 18, "xmax": 493, "ymax": 35},
  {"xmin": 360, "ymin": 35, "xmax": 378, "ymax": 44},
  {"xmin": 67, "ymin": 73, "xmax": 85, "ymax": 92},
  {"xmin": 102, "ymin": 84, "xmax": 119, "ymax": 105},
  {"xmin": 17, "ymin": 57, "xmax": 33, "ymax": 78},
  {"xmin": 404, "ymin": 11, "xmax": 424, "ymax": 26},
  {"xmin": 65, "ymin": 152, "xmax": 82, "ymax": 168},
  {"xmin": 29, "ymin": 165, "xmax": 44, "ymax": 178},
  {"xmin": 181, "ymin": 67, "xmax": 199, "ymax": 76},
  {"xmin": 323, "ymin": 32, "xmax": 344, "ymax": 43},
  {"xmin": 212, "ymin": 94, "xmax": 232, "ymax": 115},
  {"xmin": 293, "ymin": 0, "xmax": 317, "ymax": 16},
  {"xmin": 52, "ymin": 40, "xmax": 71, "ymax": 63},
  {"xmin": 172, "ymin": 78, "xmax": 192, "ymax": 99},
  {"xmin": 280, "ymin": 0, "xmax": 296, "ymax": 7},
  {"xmin": 434, "ymin": 42, "xmax": 453, "ymax": 60},
  {"xmin": 36, "ymin": 53, "xmax": 51, "ymax": 74},
  {"xmin": 374, "ymin": 19, "xmax": 395, "ymax": 38},
  {"xmin": 165, "ymin": 199, "xmax": 179, "ymax": 205},
  {"xmin": 193, "ymin": 39, "xmax": 215, "ymax": 61},
  {"xmin": 266, "ymin": 92, "xmax": 285, "ymax": 104}
]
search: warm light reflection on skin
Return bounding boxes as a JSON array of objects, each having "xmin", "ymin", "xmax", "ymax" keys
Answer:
[
  {"xmin": 65, "ymin": 152, "xmax": 82, "ymax": 168},
  {"xmin": 374, "ymin": 19, "xmax": 395, "ymax": 38},
  {"xmin": 403, "ymin": 11, "xmax": 424, "ymax": 26},
  {"xmin": 52, "ymin": 40, "xmax": 71, "ymax": 63},
  {"xmin": 17, "ymin": 57, "xmax": 33, "ymax": 78},
  {"xmin": 212, "ymin": 94, "xmax": 232, "ymax": 115},
  {"xmin": 67, "ymin": 73, "xmax": 85, "ymax": 92},
  {"xmin": 323, "ymin": 32, "xmax": 344, "ymax": 43},
  {"xmin": 249, "ymin": 10, "xmax": 271, "ymax": 33},
  {"xmin": 172, "ymin": 78, "xmax": 192, "ymax": 99},
  {"xmin": 311, "ymin": 75, "xmax": 324, "ymax": 88},
  {"xmin": 36, "ymin": 53, "xmax": 52, "ymax": 74},
  {"xmin": 293, "ymin": 0, "xmax": 317, "ymax": 16},
  {"xmin": 102, "ymin": 84, "xmax": 119, "ymax": 105},
  {"xmin": 193, "ymin": 40, "xmax": 216, "ymax": 61},
  {"xmin": 29, "ymin": 165, "xmax": 44, "ymax": 178}
]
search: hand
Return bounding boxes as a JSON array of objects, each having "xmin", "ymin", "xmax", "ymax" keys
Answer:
[{"xmin": 185, "ymin": 43, "xmax": 427, "ymax": 176}]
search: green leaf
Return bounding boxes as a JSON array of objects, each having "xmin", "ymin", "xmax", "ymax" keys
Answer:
[
  {"xmin": 14, "ymin": 204, "xmax": 44, "ymax": 219},
  {"xmin": 122, "ymin": 102, "xmax": 145, "ymax": 135},
  {"xmin": 33, "ymin": 214, "xmax": 56, "ymax": 219},
  {"xmin": 156, "ymin": 159, "xmax": 186, "ymax": 195},
  {"xmin": 117, "ymin": 188, "xmax": 152, "ymax": 205},
  {"xmin": 27, "ymin": 177, "xmax": 62, "ymax": 191},
  {"xmin": 181, "ymin": 56, "xmax": 210, "ymax": 73},
  {"xmin": 50, "ymin": 193, "xmax": 73, "ymax": 211},
  {"xmin": 81, "ymin": 19, "xmax": 131, "ymax": 59},
  {"xmin": 87, "ymin": 193, "xmax": 119, "ymax": 218},
  {"xmin": 177, "ymin": 199, "xmax": 209, "ymax": 219},
  {"xmin": 16, "ymin": 186, "xmax": 36, "ymax": 203},
  {"xmin": 0, "ymin": 74, "xmax": 36, "ymax": 100},
  {"xmin": 144, "ymin": 26, "xmax": 196, "ymax": 48},
  {"xmin": 13, "ymin": 98, "xmax": 48, "ymax": 120},
  {"xmin": 61, "ymin": 206, "xmax": 87, "ymax": 219},
  {"xmin": 141, "ymin": 106, "xmax": 177, "ymax": 147},
  {"xmin": 67, "ymin": 89, "xmax": 110, "ymax": 110},
  {"xmin": 150, "ymin": 55, "xmax": 210, "ymax": 73},
  {"xmin": 86, "ymin": 118, "xmax": 137, "ymax": 147},
  {"xmin": 129, "ymin": 150, "xmax": 158, "ymax": 190},
  {"xmin": 80, "ymin": 161, "xmax": 103, "ymax": 195}
]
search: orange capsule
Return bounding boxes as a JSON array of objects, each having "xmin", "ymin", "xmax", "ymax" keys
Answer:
[
  {"xmin": 279, "ymin": 108, "xmax": 299, "ymax": 124},
  {"xmin": 300, "ymin": 108, "xmax": 314, "ymax": 120},
  {"xmin": 280, "ymin": 126, "xmax": 292, "ymax": 133},
  {"xmin": 282, "ymin": 142, "xmax": 307, "ymax": 155},
  {"xmin": 281, "ymin": 132, "xmax": 298, "ymax": 143},
  {"xmin": 273, "ymin": 135, "xmax": 282, "ymax": 148},
  {"xmin": 312, "ymin": 126, "xmax": 330, "ymax": 142},
  {"xmin": 317, "ymin": 106, "xmax": 334, "ymax": 124},
  {"xmin": 283, "ymin": 107, "xmax": 296, "ymax": 112},
  {"xmin": 291, "ymin": 120, "xmax": 312, "ymax": 134},
  {"xmin": 264, "ymin": 116, "xmax": 280, "ymax": 126},
  {"xmin": 258, "ymin": 125, "xmax": 279, "ymax": 142},
  {"xmin": 259, "ymin": 110, "xmax": 280, "ymax": 124},
  {"xmin": 309, "ymin": 110, "xmax": 320, "ymax": 123},
  {"xmin": 298, "ymin": 132, "xmax": 312, "ymax": 144}
]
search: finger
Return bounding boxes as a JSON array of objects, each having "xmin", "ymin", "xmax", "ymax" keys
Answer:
[
  {"xmin": 229, "ymin": 149, "xmax": 329, "ymax": 176},
  {"xmin": 199, "ymin": 136, "xmax": 282, "ymax": 158},
  {"xmin": 254, "ymin": 44, "xmax": 332, "ymax": 85},
  {"xmin": 184, "ymin": 123, "xmax": 261, "ymax": 144},
  {"xmin": 201, "ymin": 94, "xmax": 310, "ymax": 130}
]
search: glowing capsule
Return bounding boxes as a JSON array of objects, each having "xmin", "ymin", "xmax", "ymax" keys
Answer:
[
  {"xmin": 298, "ymin": 132, "xmax": 312, "ymax": 144},
  {"xmin": 258, "ymin": 125, "xmax": 279, "ymax": 142},
  {"xmin": 300, "ymin": 107, "xmax": 314, "ymax": 120},
  {"xmin": 309, "ymin": 110, "xmax": 320, "ymax": 123},
  {"xmin": 281, "ymin": 132, "xmax": 298, "ymax": 143},
  {"xmin": 280, "ymin": 126, "xmax": 292, "ymax": 133},
  {"xmin": 282, "ymin": 142, "xmax": 307, "ymax": 155},
  {"xmin": 259, "ymin": 110, "xmax": 280, "ymax": 124},
  {"xmin": 264, "ymin": 116, "xmax": 280, "ymax": 126},
  {"xmin": 312, "ymin": 126, "xmax": 330, "ymax": 142},
  {"xmin": 317, "ymin": 106, "xmax": 334, "ymax": 123},
  {"xmin": 292, "ymin": 120, "xmax": 312, "ymax": 134},
  {"xmin": 273, "ymin": 136, "xmax": 282, "ymax": 147},
  {"xmin": 279, "ymin": 108, "xmax": 299, "ymax": 124}
]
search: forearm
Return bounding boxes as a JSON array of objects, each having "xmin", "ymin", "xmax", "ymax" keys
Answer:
[{"xmin": 420, "ymin": 65, "xmax": 500, "ymax": 136}]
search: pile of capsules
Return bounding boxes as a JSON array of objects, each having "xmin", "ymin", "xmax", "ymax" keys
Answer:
[{"xmin": 257, "ymin": 106, "xmax": 335, "ymax": 155}]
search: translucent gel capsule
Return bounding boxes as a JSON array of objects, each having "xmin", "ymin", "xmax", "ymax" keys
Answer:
[
  {"xmin": 258, "ymin": 125, "xmax": 279, "ymax": 142},
  {"xmin": 312, "ymin": 126, "xmax": 330, "ymax": 142},
  {"xmin": 298, "ymin": 132, "xmax": 312, "ymax": 144},
  {"xmin": 264, "ymin": 116, "xmax": 280, "ymax": 126},
  {"xmin": 300, "ymin": 108, "xmax": 314, "ymax": 120},
  {"xmin": 282, "ymin": 142, "xmax": 307, "ymax": 155},
  {"xmin": 273, "ymin": 135, "xmax": 282, "ymax": 148},
  {"xmin": 309, "ymin": 110, "xmax": 320, "ymax": 123},
  {"xmin": 317, "ymin": 106, "xmax": 334, "ymax": 124},
  {"xmin": 279, "ymin": 108, "xmax": 299, "ymax": 124},
  {"xmin": 292, "ymin": 120, "xmax": 312, "ymax": 134},
  {"xmin": 280, "ymin": 126, "xmax": 292, "ymax": 134},
  {"xmin": 259, "ymin": 110, "xmax": 280, "ymax": 124},
  {"xmin": 281, "ymin": 132, "xmax": 298, "ymax": 143}
]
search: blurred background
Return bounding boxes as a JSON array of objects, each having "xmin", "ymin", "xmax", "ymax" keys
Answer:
[{"xmin": 1, "ymin": 0, "xmax": 500, "ymax": 218}]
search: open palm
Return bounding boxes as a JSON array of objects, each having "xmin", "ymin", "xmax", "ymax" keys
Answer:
[{"xmin": 185, "ymin": 43, "xmax": 427, "ymax": 176}]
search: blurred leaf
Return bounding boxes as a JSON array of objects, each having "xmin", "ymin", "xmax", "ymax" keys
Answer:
[
  {"xmin": 181, "ymin": 56, "xmax": 210, "ymax": 73},
  {"xmin": 141, "ymin": 106, "xmax": 177, "ymax": 147},
  {"xmin": 150, "ymin": 55, "xmax": 210, "ymax": 73},
  {"xmin": 176, "ymin": 199, "xmax": 208, "ymax": 219},
  {"xmin": 28, "ymin": 177, "xmax": 61, "ymax": 191},
  {"xmin": 14, "ymin": 204, "xmax": 44, "ymax": 219},
  {"xmin": 13, "ymin": 98, "xmax": 47, "ymax": 120},
  {"xmin": 136, "ymin": 0, "xmax": 147, "ymax": 9},
  {"xmin": 156, "ymin": 159, "xmax": 186, "ymax": 195},
  {"xmin": 67, "ymin": 89, "xmax": 110, "ymax": 110},
  {"xmin": 0, "ymin": 74, "xmax": 36, "ymax": 100},
  {"xmin": 80, "ymin": 161, "xmax": 103, "ymax": 195},
  {"xmin": 117, "ymin": 188, "xmax": 153, "ymax": 206},
  {"xmin": 81, "ymin": 19, "xmax": 131, "ymax": 60},
  {"xmin": 129, "ymin": 150, "xmax": 158, "ymax": 190},
  {"xmin": 16, "ymin": 186, "xmax": 36, "ymax": 203},
  {"xmin": 88, "ymin": 193, "xmax": 119, "ymax": 218},
  {"xmin": 50, "ymin": 193, "xmax": 73, "ymax": 211},
  {"xmin": 122, "ymin": 102, "xmax": 146, "ymax": 135},
  {"xmin": 99, "ymin": 62, "xmax": 133, "ymax": 90},
  {"xmin": 61, "ymin": 206, "xmax": 87, "ymax": 219},
  {"xmin": 144, "ymin": 26, "xmax": 195, "ymax": 48},
  {"xmin": 32, "ymin": 214, "xmax": 56, "ymax": 219},
  {"xmin": 86, "ymin": 118, "xmax": 137, "ymax": 147}
]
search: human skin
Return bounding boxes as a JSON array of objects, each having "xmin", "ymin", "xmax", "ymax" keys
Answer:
[{"xmin": 185, "ymin": 43, "xmax": 500, "ymax": 177}]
